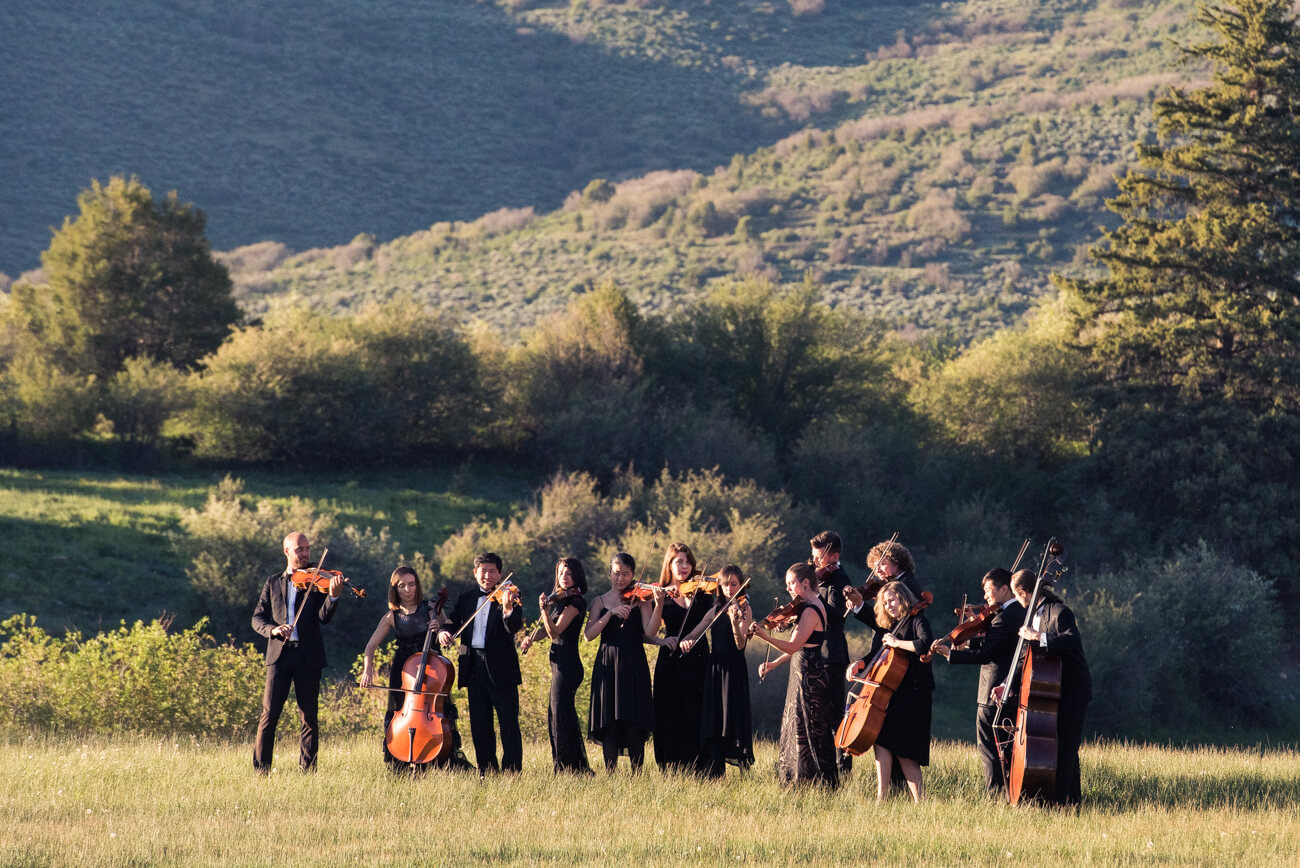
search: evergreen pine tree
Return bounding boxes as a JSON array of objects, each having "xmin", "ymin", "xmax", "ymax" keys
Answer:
[{"xmin": 1059, "ymin": 0, "xmax": 1300, "ymax": 598}]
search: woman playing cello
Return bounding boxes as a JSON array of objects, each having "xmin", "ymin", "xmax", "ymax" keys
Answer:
[
  {"xmin": 359, "ymin": 565, "xmax": 471, "ymax": 770},
  {"xmin": 852, "ymin": 580, "xmax": 934, "ymax": 801},
  {"xmin": 751, "ymin": 562, "xmax": 838, "ymax": 789}
]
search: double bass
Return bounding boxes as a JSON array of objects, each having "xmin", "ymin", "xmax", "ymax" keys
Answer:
[
  {"xmin": 386, "ymin": 590, "xmax": 455, "ymax": 768},
  {"xmin": 835, "ymin": 590, "xmax": 932, "ymax": 756},
  {"xmin": 992, "ymin": 539, "xmax": 1067, "ymax": 805}
]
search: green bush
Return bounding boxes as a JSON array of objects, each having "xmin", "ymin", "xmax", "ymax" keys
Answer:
[
  {"xmin": 1077, "ymin": 543, "xmax": 1284, "ymax": 736},
  {"xmin": 174, "ymin": 476, "xmax": 433, "ymax": 643},
  {"xmin": 180, "ymin": 303, "xmax": 482, "ymax": 463},
  {"xmin": 0, "ymin": 615, "xmax": 264, "ymax": 738}
]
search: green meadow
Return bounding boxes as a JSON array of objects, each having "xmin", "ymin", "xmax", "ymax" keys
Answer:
[{"xmin": 1, "ymin": 737, "xmax": 1296, "ymax": 866}]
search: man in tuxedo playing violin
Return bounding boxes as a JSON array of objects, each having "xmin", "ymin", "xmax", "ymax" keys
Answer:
[
  {"xmin": 251, "ymin": 532, "xmax": 343, "ymax": 772},
  {"xmin": 929, "ymin": 568, "xmax": 1024, "ymax": 796},
  {"xmin": 810, "ymin": 531, "xmax": 854, "ymax": 774},
  {"xmin": 438, "ymin": 552, "xmax": 524, "ymax": 774}
]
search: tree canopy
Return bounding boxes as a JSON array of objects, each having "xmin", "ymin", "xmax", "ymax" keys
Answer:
[
  {"xmin": 9, "ymin": 176, "xmax": 241, "ymax": 378},
  {"xmin": 1060, "ymin": 0, "xmax": 1300, "ymax": 596}
]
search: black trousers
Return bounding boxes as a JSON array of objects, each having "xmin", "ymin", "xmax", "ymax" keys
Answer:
[
  {"xmin": 1055, "ymin": 697, "xmax": 1089, "ymax": 805},
  {"xmin": 253, "ymin": 648, "xmax": 321, "ymax": 771},
  {"xmin": 826, "ymin": 660, "xmax": 851, "ymax": 772},
  {"xmin": 464, "ymin": 651, "xmax": 522, "ymax": 773},
  {"xmin": 976, "ymin": 702, "xmax": 1008, "ymax": 795}
]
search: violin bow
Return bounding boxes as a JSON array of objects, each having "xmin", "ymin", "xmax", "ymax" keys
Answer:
[
  {"xmin": 669, "ymin": 563, "xmax": 708, "ymax": 648},
  {"xmin": 448, "ymin": 573, "xmax": 516, "ymax": 642},
  {"xmin": 758, "ymin": 595, "xmax": 779, "ymax": 681},
  {"xmin": 690, "ymin": 577, "xmax": 752, "ymax": 641},
  {"xmin": 1009, "ymin": 538, "xmax": 1031, "ymax": 574},
  {"xmin": 287, "ymin": 547, "xmax": 330, "ymax": 633}
]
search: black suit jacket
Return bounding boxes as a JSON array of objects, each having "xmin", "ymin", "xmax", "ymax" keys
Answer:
[
  {"xmin": 1033, "ymin": 599, "xmax": 1093, "ymax": 705},
  {"xmin": 947, "ymin": 600, "xmax": 1026, "ymax": 705},
  {"xmin": 817, "ymin": 565, "xmax": 852, "ymax": 666},
  {"xmin": 251, "ymin": 569, "xmax": 339, "ymax": 669},
  {"xmin": 444, "ymin": 587, "xmax": 524, "ymax": 689}
]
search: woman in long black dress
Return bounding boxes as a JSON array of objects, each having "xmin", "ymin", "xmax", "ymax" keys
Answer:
[
  {"xmin": 359, "ymin": 565, "xmax": 471, "ymax": 771},
  {"xmin": 681, "ymin": 563, "xmax": 754, "ymax": 777},
  {"xmin": 652, "ymin": 542, "xmax": 714, "ymax": 774},
  {"xmin": 520, "ymin": 556, "xmax": 591, "ymax": 774},
  {"xmin": 853, "ymin": 579, "xmax": 934, "ymax": 801},
  {"xmin": 585, "ymin": 552, "xmax": 665, "ymax": 772},
  {"xmin": 752, "ymin": 562, "xmax": 838, "ymax": 789}
]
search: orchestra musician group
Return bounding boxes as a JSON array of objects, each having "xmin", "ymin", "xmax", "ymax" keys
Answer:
[{"xmin": 254, "ymin": 530, "xmax": 1092, "ymax": 806}]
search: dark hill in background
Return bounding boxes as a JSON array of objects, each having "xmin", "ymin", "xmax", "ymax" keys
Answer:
[
  {"xmin": 4, "ymin": 0, "xmax": 1204, "ymax": 340},
  {"xmin": 0, "ymin": 0, "xmax": 919, "ymax": 275}
]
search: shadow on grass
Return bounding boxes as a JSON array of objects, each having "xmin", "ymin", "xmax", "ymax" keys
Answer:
[{"xmin": 1087, "ymin": 755, "xmax": 1300, "ymax": 811}]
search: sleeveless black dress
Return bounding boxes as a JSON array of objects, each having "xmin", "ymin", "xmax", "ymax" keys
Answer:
[
  {"xmin": 777, "ymin": 603, "xmax": 839, "ymax": 788},
  {"xmin": 383, "ymin": 600, "xmax": 469, "ymax": 769},
  {"xmin": 547, "ymin": 595, "xmax": 591, "ymax": 773},
  {"xmin": 700, "ymin": 605, "xmax": 754, "ymax": 770},
  {"xmin": 588, "ymin": 603, "xmax": 655, "ymax": 750},
  {"xmin": 654, "ymin": 592, "xmax": 713, "ymax": 772}
]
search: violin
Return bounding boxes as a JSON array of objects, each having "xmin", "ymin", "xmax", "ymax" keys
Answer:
[
  {"xmin": 520, "ymin": 586, "xmax": 585, "ymax": 654},
  {"xmin": 748, "ymin": 598, "xmax": 804, "ymax": 636},
  {"xmin": 620, "ymin": 582, "xmax": 661, "ymax": 602},
  {"xmin": 488, "ymin": 582, "xmax": 521, "ymax": 607},
  {"xmin": 920, "ymin": 602, "xmax": 999, "ymax": 663},
  {"xmin": 289, "ymin": 567, "xmax": 366, "ymax": 599},
  {"xmin": 675, "ymin": 577, "xmax": 720, "ymax": 596}
]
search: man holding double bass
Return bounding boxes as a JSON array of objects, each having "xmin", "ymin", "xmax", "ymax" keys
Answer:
[
  {"xmin": 929, "ymin": 568, "xmax": 1024, "ymax": 797},
  {"xmin": 1009, "ymin": 568, "xmax": 1092, "ymax": 806}
]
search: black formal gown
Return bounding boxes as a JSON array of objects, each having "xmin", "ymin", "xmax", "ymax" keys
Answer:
[
  {"xmin": 382, "ymin": 600, "xmax": 470, "ymax": 770},
  {"xmin": 546, "ymin": 595, "xmax": 591, "ymax": 773},
  {"xmin": 588, "ymin": 604, "xmax": 655, "ymax": 752},
  {"xmin": 777, "ymin": 604, "xmax": 839, "ymax": 788},
  {"xmin": 700, "ymin": 608, "xmax": 754, "ymax": 774},
  {"xmin": 654, "ymin": 592, "xmax": 712, "ymax": 772},
  {"xmin": 866, "ymin": 611, "xmax": 935, "ymax": 765}
]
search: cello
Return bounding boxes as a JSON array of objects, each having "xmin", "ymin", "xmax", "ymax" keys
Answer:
[
  {"xmin": 992, "ymin": 539, "xmax": 1067, "ymax": 805},
  {"xmin": 386, "ymin": 589, "xmax": 455, "ymax": 768},
  {"xmin": 835, "ymin": 589, "xmax": 933, "ymax": 756}
]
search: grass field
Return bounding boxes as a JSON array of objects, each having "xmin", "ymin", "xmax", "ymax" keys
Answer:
[
  {"xmin": 0, "ymin": 465, "xmax": 529, "ymax": 634},
  {"xmin": 2, "ymin": 736, "xmax": 1297, "ymax": 866}
]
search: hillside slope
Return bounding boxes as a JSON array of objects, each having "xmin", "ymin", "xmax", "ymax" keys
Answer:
[
  {"xmin": 223, "ymin": 0, "xmax": 1205, "ymax": 340},
  {"xmin": 2, "ymin": 0, "xmax": 892, "ymax": 274}
]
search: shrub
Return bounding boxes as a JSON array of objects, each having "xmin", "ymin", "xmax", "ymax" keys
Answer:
[
  {"xmin": 0, "ymin": 614, "xmax": 265, "ymax": 737},
  {"xmin": 1077, "ymin": 543, "xmax": 1285, "ymax": 736},
  {"xmin": 175, "ymin": 476, "xmax": 431, "ymax": 642}
]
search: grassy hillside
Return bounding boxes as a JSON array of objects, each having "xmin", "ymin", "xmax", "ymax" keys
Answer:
[
  {"xmin": 6, "ymin": 0, "xmax": 1206, "ymax": 342},
  {"xmin": 0, "ymin": 466, "xmax": 526, "ymax": 636},
  {"xmin": 217, "ymin": 0, "xmax": 1206, "ymax": 340},
  {"xmin": 2, "ymin": 0, "xmax": 886, "ymax": 275}
]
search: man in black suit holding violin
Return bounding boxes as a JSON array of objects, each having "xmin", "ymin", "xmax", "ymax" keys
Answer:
[
  {"xmin": 438, "ymin": 552, "xmax": 524, "ymax": 775},
  {"xmin": 929, "ymin": 567, "xmax": 1025, "ymax": 797},
  {"xmin": 810, "ymin": 530, "xmax": 854, "ymax": 774},
  {"xmin": 251, "ymin": 532, "xmax": 343, "ymax": 773}
]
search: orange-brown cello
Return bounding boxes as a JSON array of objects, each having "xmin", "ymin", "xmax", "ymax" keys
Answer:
[
  {"xmin": 993, "ymin": 539, "xmax": 1067, "ymax": 805},
  {"xmin": 834, "ymin": 590, "xmax": 932, "ymax": 756},
  {"xmin": 386, "ymin": 589, "xmax": 454, "ymax": 767}
]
